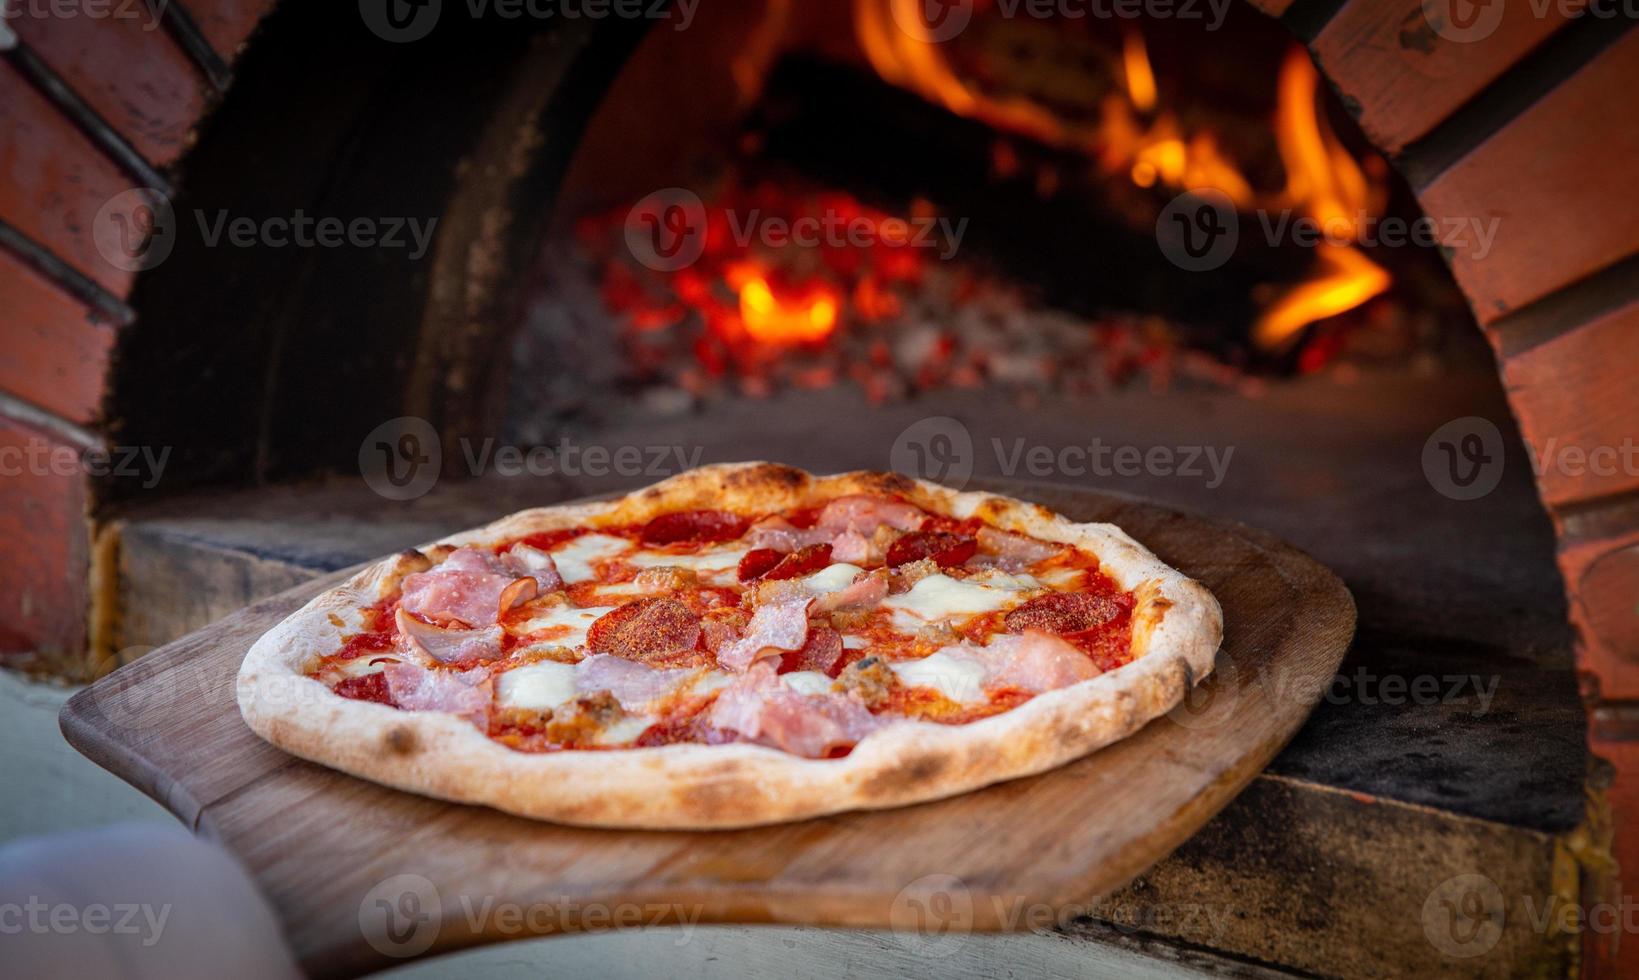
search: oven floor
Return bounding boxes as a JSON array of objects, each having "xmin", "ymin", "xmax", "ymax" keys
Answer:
[{"xmin": 101, "ymin": 363, "xmax": 1587, "ymax": 976}]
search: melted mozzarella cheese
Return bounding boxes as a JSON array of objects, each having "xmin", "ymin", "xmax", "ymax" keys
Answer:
[
  {"xmin": 512, "ymin": 604, "xmax": 618, "ymax": 649},
  {"xmin": 842, "ymin": 633, "xmax": 869, "ymax": 650},
  {"xmin": 1036, "ymin": 566, "xmax": 1084, "ymax": 589},
  {"xmin": 550, "ymin": 534, "xmax": 631, "ymax": 584},
  {"xmin": 781, "ymin": 671, "xmax": 834, "ymax": 696},
  {"xmin": 625, "ymin": 544, "xmax": 751, "ymax": 585},
  {"xmin": 882, "ymin": 573, "xmax": 1029, "ymax": 628},
  {"xmin": 890, "ymin": 650, "xmax": 987, "ymax": 703},
  {"xmin": 594, "ymin": 715, "xmax": 654, "ymax": 746},
  {"xmin": 496, "ymin": 661, "xmax": 579, "ymax": 711},
  {"xmin": 965, "ymin": 569, "xmax": 1042, "ymax": 591},
  {"xmin": 801, "ymin": 562, "xmax": 864, "ymax": 594}
]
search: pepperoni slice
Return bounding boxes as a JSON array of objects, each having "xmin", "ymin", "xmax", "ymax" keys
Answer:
[
  {"xmin": 640, "ymin": 510, "xmax": 748, "ymax": 545},
  {"xmin": 778, "ymin": 627, "xmax": 844, "ymax": 675},
  {"xmin": 587, "ymin": 597, "xmax": 703, "ymax": 663},
  {"xmin": 1003, "ymin": 591, "xmax": 1124, "ymax": 635},
  {"xmin": 886, "ymin": 531, "xmax": 977, "ymax": 568},
  {"xmin": 333, "ymin": 672, "xmax": 395, "ymax": 706},
  {"xmin": 763, "ymin": 543, "xmax": 833, "ymax": 581},
  {"xmin": 738, "ymin": 548, "xmax": 785, "ymax": 582}
]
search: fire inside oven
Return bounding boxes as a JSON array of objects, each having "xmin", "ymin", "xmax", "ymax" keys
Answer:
[{"xmin": 507, "ymin": 0, "xmax": 1468, "ymax": 440}]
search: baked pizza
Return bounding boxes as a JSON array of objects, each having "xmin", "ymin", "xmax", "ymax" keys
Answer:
[{"xmin": 237, "ymin": 463, "xmax": 1221, "ymax": 828}]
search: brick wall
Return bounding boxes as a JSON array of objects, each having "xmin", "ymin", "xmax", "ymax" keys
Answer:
[{"xmin": 0, "ymin": 0, "xmax": 274, "ymax": 673}]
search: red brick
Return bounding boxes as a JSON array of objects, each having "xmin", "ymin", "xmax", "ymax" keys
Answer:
[
  {"xmin": 11, "ymin": 5, "xmax": 210, "ymax": 168},
  {"xmin": 0, "ymin": 60, "xmax": 138, "ymax": 297},
  {"xmin": 0, "ymin": 417, "xmax": 89, "ymax": 664},
  {"xmin": 1501, "ymin": 300, "xmax": 1639, "ymax": 508},
  {"xmin": 188, "ymin": 0, "xmax": 277, "ymax": 64},
  {"xmin": 1563, "ymin": 528, "xmax": 1639, "ymax": 702},
  {"xmin": 0, "ymin": 247, "xmax": 118, "ymax": 424},
  {"xmin": 1313, "ymin": 0, "xmax": 1570, "ymax": 155},
  {"xmin": 1417, "ymin": 32, "xmax": 1639, "ymax": 323}
]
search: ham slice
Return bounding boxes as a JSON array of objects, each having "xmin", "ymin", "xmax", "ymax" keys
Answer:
[
  {"xmin": 716, "ymin": 596, "xmax": 812, "ymax": 671},
  {"xmin": 815, "ymin": 495, "xmax": 925, "ymax": 535},
  {"xmin": 397, "ymin": 608, "xmax": 504, "ymax": 664},
  {"xmin": 933, "ymin": 630, "xmax": 1101, "ymax": 694},
  {"xmin": 399, "ymin": 546, "xmax": 552, "ymax": 627},
  {"xmin": 745, "ymin": 516, "xmax": 831, "ymax": 553},
  {"xmin": 575, "ymin": 654, "xmax": 698, "ymax": 711},
  {"xmin": 747, "ymin": 496, "xmax": 924, "ymax": 556},
  {"xmin": 813, "ymin": 568, "xmax": 889, "ymax": 613},
  {"xmin": 500, "ymin": 544, "xmax": 564, "ymax": 593},
  {"xmin": 381, "ymin": 661, "xmax": 493, "ymax": 725},
  {"xmin": 975, "ymin": 527, "xmax": 1062, "ymax": 567},
  {"xmin": 707, "ymin": 662, "xmax": 881, "ymax": 758}
]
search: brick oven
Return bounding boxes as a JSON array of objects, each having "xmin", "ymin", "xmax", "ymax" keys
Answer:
[{"xmin": 3, "ymin": 0, "xmax": 1638, "ymax": 975}]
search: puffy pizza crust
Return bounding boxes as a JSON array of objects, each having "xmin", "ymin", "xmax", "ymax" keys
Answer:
[{"xmin": 236, "ymin": 463, "xmax": 1222, "ymax": 829}]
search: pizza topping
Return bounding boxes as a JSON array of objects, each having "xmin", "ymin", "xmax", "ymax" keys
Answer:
[
  {"xmin": 312, "ymin": 491, "xmax": 1140, "ymax": 757},
  {"xmin": 889, "ymin": 649, "xmax": 986, "ymax": 703},
  {"xmin": 976, "ymin": 527, "xmax": 1064, "ymax": 566},
  {"xmin": 777, "ymin": 626, "xmax": 844, "ymax": 676},
  {"xmin": 639, "ymin": 509, "xmax": 748, "ymax": 545},
  {"xmin": 717, "ymin": 595, "xmax": 813, "ymax": 671},
  {"xmin": 576, "ymin": 653, "xmax": 701, "ymax": 712},
  {"xmin": 333, "ymin": 671, "xmax": 395, "ymax": 706},
  {"xmin": 632, "ymin": 565, "xmax": 701, "ymax": 592},
  {"xmin": 548, "ymin": 533, "xmax": 631, "ymax": 584},
  {"xmin": 500, "ymin": 545, "xmax": 564, "ymax": 593},
  {"xmin": 813, "ymin": 568, "xmax": 889, "ymax": 613},
  {"xmin": 885, "ymin": 530, "xmax": 978, "ymax": 569},
  {"xmin": 834, "ymin": 655, "xmax": 899, "ymax": 709},
  {"xmin": 1003, "ymin": 591, "xmax": 1123, "ymax": 636},
  {"xmin": 829, "ymin": 530, "xmax": 872, "ymax": 564},
  {"xmin": 971, "ymin": 630, "xmax": 1102, "ymax": 692},
  {"xmin": 736, "ymin": 548, "xmax": 784, "ymax": 582},
  {"xmin": 815, "ymin": 495, "xmax": 925, "ymax": 535},
  {"xmin": 496, "ymin": 660, "xmax": 578, "ymax": 712},
  {"xmin": 586, "ymin": 597, "xmax": 703, "ymax": 664},
  {"xmin": 381, "ymin": 661, "xmax": 493, "ymax": 725},
  {"xmin": 707, "ymin": 661, "xmax": 881, "ymax": 758},
  {"xmin": 399, "ymin": 547, "xmax": 543, "ymax": 628},
  {"xmin": 761, "ymin": 543, "xmax": 833, "ymax": 581},
  {"xmin": 396, "ymin": 609, "xmax": 504, "ymax": 664},
  {"xmin": 881, "ymin": 572, "xmax": 1034, "ymax": 629}
]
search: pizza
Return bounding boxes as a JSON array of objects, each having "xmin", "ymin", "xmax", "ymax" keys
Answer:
[{"xmin": 237, "ymin": 463, "xmax": 1221, "ymax": 828}]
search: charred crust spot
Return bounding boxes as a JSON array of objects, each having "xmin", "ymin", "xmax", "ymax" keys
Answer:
[
  {"xmin": 725, "ymin": 463, "xmax": 808, "ymax": 492},
  {"xmin": 852, "ymin": 471, "xmax": 916, "ymax": 496},
  {"xmin": 861, "ymin": 753, "xmax": 949, "ymax": 795},
  {"xmin": 385, "ymin": 726, "xmax": 419, "ymax": 755}
]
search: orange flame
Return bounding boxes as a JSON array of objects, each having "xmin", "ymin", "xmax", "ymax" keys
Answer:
[
  {"xmin": 727, "ymin": 264, "xmax": 840, "ymax": 344},
  {"xmin": 853, "ymin": 2, "xmax": 1392, "ymax": 353},
  {"xmin": 1254, "ymin": 50, "xmax": 1389, "ymax": 350}
]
